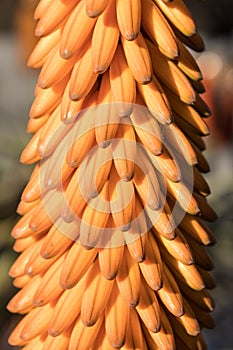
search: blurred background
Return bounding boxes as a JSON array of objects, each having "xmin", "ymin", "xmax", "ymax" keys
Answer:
[{"xmin": 0, "ymin": 0, "xmax": 232, "ymax": 349}]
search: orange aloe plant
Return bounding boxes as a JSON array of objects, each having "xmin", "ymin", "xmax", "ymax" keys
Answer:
[{"xmin": 8, "ymin": 0, "xmax": 216, "ymax": 349}]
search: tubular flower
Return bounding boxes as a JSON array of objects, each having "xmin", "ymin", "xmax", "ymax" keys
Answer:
[{"xmin": 8, "ymin": 0, "xmax": 217, "ymax": 349}]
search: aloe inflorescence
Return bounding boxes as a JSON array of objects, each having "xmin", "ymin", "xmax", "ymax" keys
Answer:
[{"xmin": 8, "ymin": 1, "xmax": 217, "ymax": 349}]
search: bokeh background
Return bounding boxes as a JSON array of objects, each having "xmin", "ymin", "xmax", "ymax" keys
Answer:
[{"xmin": 0, "ymin": 0, "xmax": 232, "ymax": 349}]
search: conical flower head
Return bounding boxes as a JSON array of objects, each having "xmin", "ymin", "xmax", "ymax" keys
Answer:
[{"xmin": 8, "ymin": 0, "xmax": 216, "ymax": 349}]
